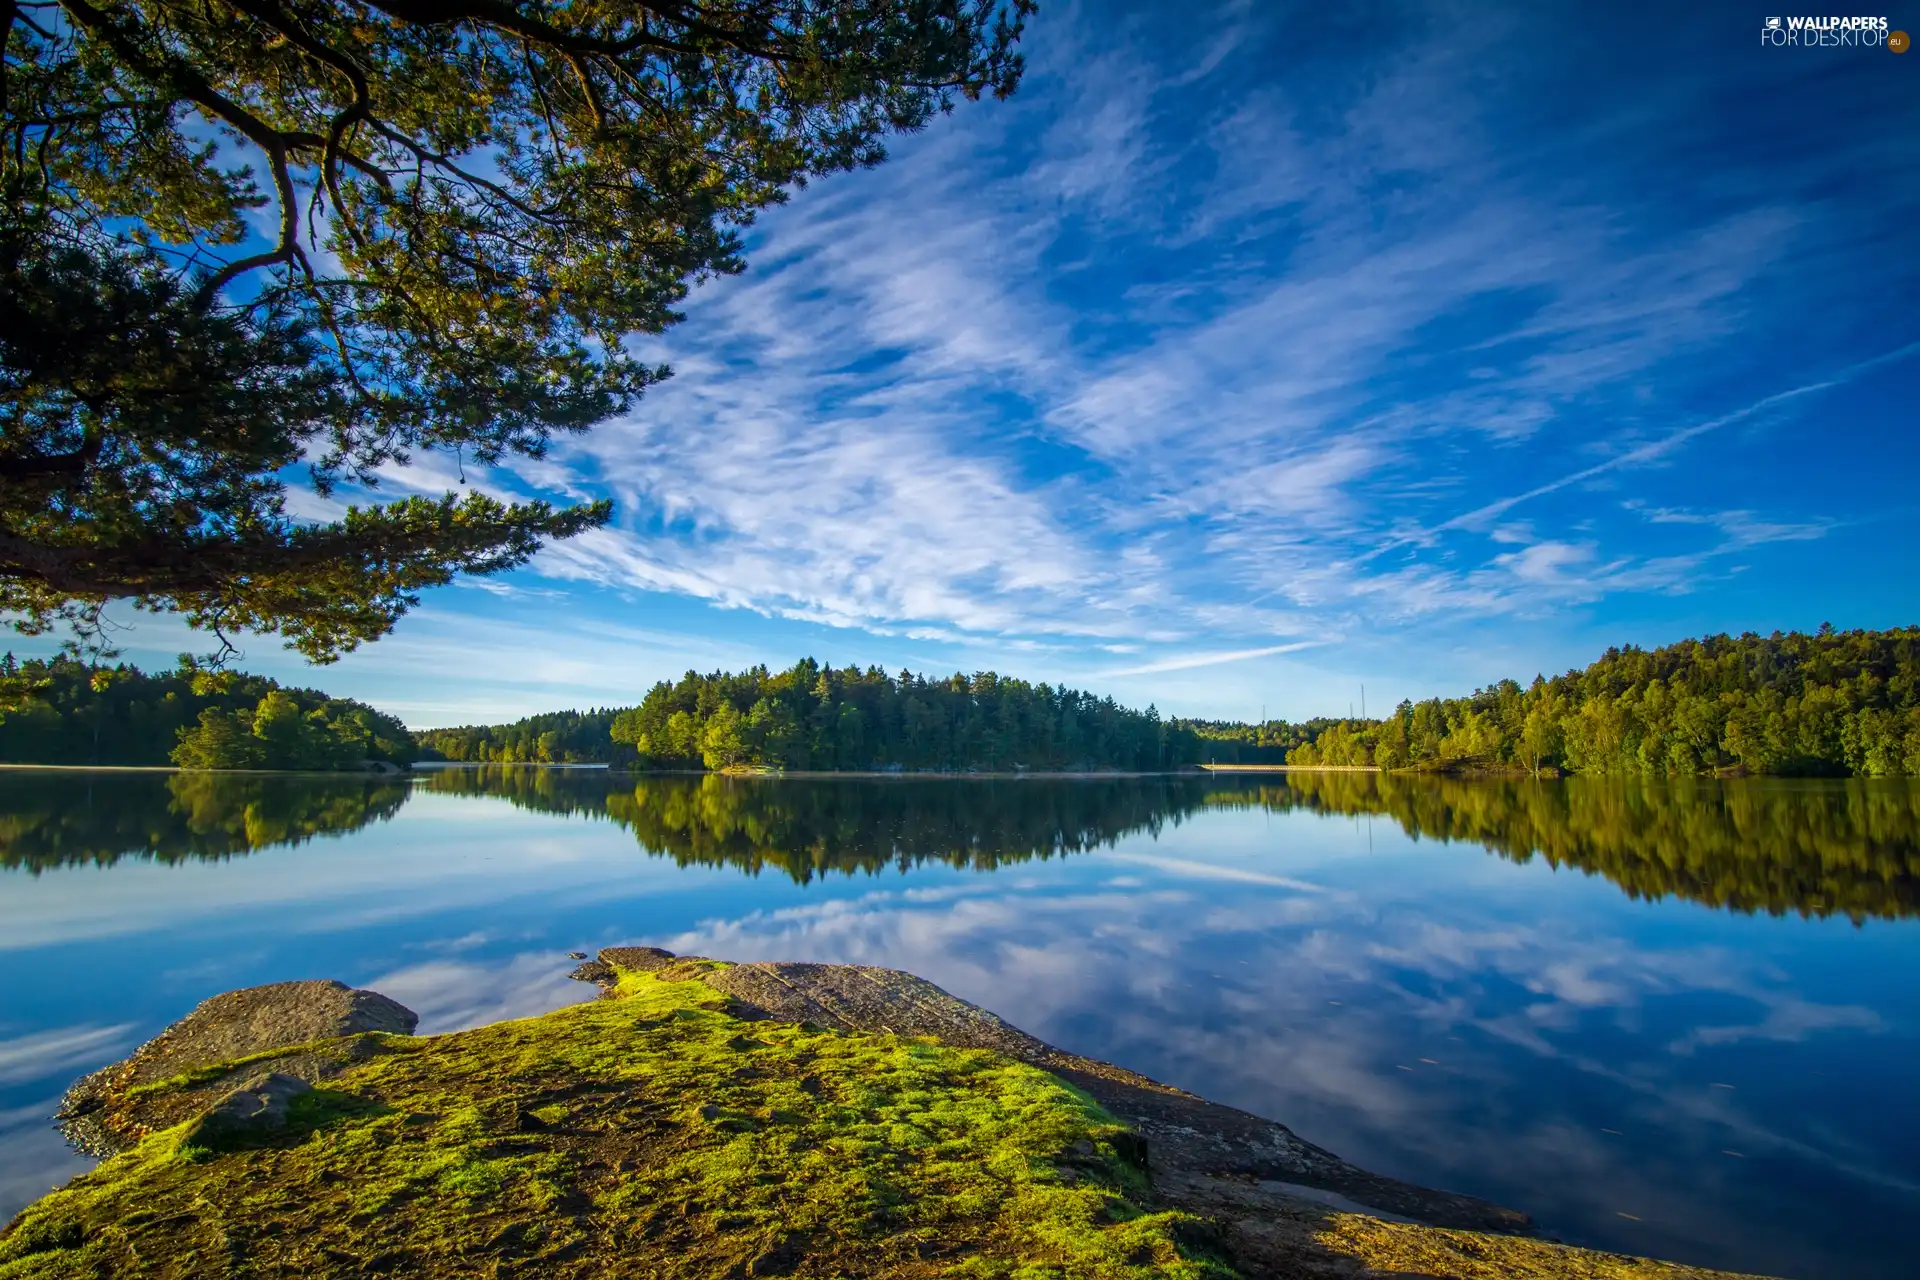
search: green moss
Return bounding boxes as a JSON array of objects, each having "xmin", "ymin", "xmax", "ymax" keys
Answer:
[
  {"xmin": 1313, "ymin": 1214, "xmax": 1759, "ymax": 1278},
  {"xmin": 1, "ymin": 967, "xmax": 1234, "ymax": 1279}
]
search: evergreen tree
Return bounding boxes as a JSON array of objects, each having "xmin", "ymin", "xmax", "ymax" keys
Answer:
[
  {"xmin": 172, "ymin": 708, "xmax": 266, "ymax": 770},
  {"xmin": 3, "ymin": 0, "xmax": 1031, "ymax": 658},
  {"xmin": 0, "ymin": 654, "xmax": 414, "ymax": 768}
]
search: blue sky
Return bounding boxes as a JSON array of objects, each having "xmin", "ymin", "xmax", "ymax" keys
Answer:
[{"xmin": 35, "ymin": 0, "xmax": 1920, "ymax": 726}]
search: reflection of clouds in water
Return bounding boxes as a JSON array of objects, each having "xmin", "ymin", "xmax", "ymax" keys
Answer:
[
  {"xmin": 657, "ymin": 876, "xmax": 1882, "ymax": 1065},
  {"xmin": 365, "ymin": 952, "xmax": 598, "ymax": 1034},
  {"xmin": 1353, "ymin": 918, "xmax": 1884, "ymax": 1060},
  {"xmin": 654, "ymin": 885, "xmax": 1205, "ymax": 1037},
  {"xmin": 0, "ymin": 1098, "xmax": 94, "ymax": 1222},
  {"xmin": 654, "ymin": 866, "xmax": 1909, "ymax": 1269},
  {"xmin": 407, "ymin": 931, "xmax": 503, "ymax": 954},
  {"xmin": 661, "ymin": 875, "xmax": 1881, "ymax": 1076},
  {"xmin": 0, "ymin": 1024, "xmax": 136, "ymax": 1088},
  {"xmin": 1669, "ymin": 998, "xmax": 1881, "ymax": 1055},
  {"xmin": 1100, "ymin": 852, "xmax": 1337, "ymax": 894}
]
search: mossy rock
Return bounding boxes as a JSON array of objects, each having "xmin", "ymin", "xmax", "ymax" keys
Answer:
[
  {"xmin": 3, "ymin": 966, "xmax": 1231, "ymax": 1279},
  {"xmin": 4, "ymin": 954, "xmax": 1775, "ymax": 1279}
]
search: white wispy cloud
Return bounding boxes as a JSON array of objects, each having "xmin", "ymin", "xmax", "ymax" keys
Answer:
[
  {"xmin": 459, "ymin": 0, "xmax": 1902, "ymax": 663},
  {"xmin": 56, "ymin": 0, "xmax": 1909, "ymax": 715},
  {"xmin": 1098, "ymin": 641, "xmax": 1326, "ymax": 677}
]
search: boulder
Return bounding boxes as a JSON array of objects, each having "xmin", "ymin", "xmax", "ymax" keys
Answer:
[
  {"xmin": 59, "ymin": 979, "xmax": 415, "ymax": 1156},
  {"xmin": 192, "ymin": 1072, "xmax": 314, "ymax": 1141}
]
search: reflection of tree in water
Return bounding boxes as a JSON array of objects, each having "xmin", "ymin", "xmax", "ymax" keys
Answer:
[
  {"xmin": 10, "ymin": 764, "xmax": 1913, "ymax": 919},
  {"xmin": 419, "ymin": 767, "xmax": 1920, "ymax": 914},
  {"xmin": 1225, "ymin": 772, "xmax": 1920, "ymax": 921},
  {"xmin": 414, "ymin": 763, "xmax": 629, "ymax": 819},
  {"xmin": 417, "ymin": 767, "xmax": 1218, "ymax": 882},
  {"xmin": 0, "ymin": 772, "xmax": 408, "ymax": 872}
]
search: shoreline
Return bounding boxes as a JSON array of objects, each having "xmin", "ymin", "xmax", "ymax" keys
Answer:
[
  {"xmin": 1196, "ymin": 763, "xmax": 1378, "ymax": 773},
  {"xmin": 0, "ymin": 764, "xmax": 407, "ymax": 776}
]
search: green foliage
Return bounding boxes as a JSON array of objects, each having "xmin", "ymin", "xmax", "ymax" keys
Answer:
[
  {"xmin": 593, "ymin": 658, "xmax": 1199, "ymax": 772},
  {"xmin": 169, "ymin": 708, "xmax": 266, "ymax": 770},
  {"xmin": 0, "ymin": 967, "xmax": 1229, "ymax": 1280},
  {"xmin": 0, "ymin": 234, "xmax": 612, "ymax": 662},
  {"xmin": 1260, "ymin": 627, "xmax": 1920, "ymax": 778},
  {"xmin": 2, "ymin": 0, "xmax": 1031, "ymax": 658},
  {"xmin": 0, "ymin": 653, "xmax": 415, "ymax": 768},
  {"xmin": 1174, "ymin": 718, "xmax": 1346, "ymax": 765},
  {"xmin": 416, "ymin": 707, "xmax": 624, "ymax": 763}
]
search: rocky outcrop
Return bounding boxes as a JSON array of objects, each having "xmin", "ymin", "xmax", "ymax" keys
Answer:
[
  {"xmin": 57, "ymin": 979, "xmax": 415, "ymax": 1156},
  {"xmin": 18, "ymin": 956, "xmax": 1773, "ymax": 1280},
  {"xmin": 576, "ymin": 947, "xmax": 1527, "ymax": 1235}
]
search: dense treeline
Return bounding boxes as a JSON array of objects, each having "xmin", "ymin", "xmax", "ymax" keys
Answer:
[
  {"xmin": 1174, "ymin": 718, "xmax": 1350, "ymax": 765},
  {"xmin": 416, "ymin": 710, "xmax": 623, "ymax": 764},
  {"xmin": 0, "ymin": 771, "xmax": 408, "ymax": 872},
  {"xmin": 1234, "ymin": 771, "xmax": 1918, "ymax": 921},
  {"xmin": 1271, "ymin": 627, "xmax": 1920, "ymax": 778},
  {"xmin": 0, "ymin": 656, "xmax": 415, "ymax": 769},
  {"xmin": 13, "ymin": 626, "xmax": 1915, "ymax": 779},
  {"xmin": 605, "ymin": 660, "xmax": 1199, "ymax": 772}
]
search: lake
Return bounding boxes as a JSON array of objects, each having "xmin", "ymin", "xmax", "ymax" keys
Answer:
[{"xmin": 1, "ymin": 767, "xmax": 1914, "ymax": 1278}]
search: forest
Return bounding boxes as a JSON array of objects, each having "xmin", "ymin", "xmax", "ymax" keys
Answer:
[
  {"xmin": 424, "ymin": 660, "xmax": 1201, "ymax": 773},
  {"xmin": 7, "ymin": 627, "xmax": 1919, "ymax": 777},
  {"xmin": 1193, "ymin": 626, "xmax": 1920, "ymax": 778},
  {"xmin": 1169, "ymin": 717, "xmax": 1351, "ymax": 765},
  {"xmin": 415, "ymin": 709, "xmax": 625, "ymax": 764},
  {"xmin": 0, "ymin": 655, "xmax": 416, "ymax": 770}
]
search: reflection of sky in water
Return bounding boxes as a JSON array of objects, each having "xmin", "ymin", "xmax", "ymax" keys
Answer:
[{"xmin": 2, "ymin": 787, "xmax": 1915, "ymax": 1279}]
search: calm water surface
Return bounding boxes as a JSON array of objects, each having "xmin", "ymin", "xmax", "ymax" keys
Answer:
[{"xmin": 1, "ymin": 768, "xmax": 1915, "ymax": 1279}]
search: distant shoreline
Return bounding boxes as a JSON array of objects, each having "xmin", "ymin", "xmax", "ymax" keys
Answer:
[
  {"xmin": 0, "ymin": 764, "xmax": 406, "ymax": 776},
  {"xmin": 696, "ymin": 768, "xmax": 1193, "ymax": 780},
  {"xmin": 1197, "ymin": 764, "xmax": 1379, "ymax": 773},
  {"xmin": 0, "ymin": 763, "xmax": 182, "ymax": 773},
  {"xmin": 0, "ymin": 761, "xmax": 1544, "ymax": 779}
]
